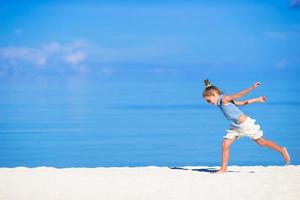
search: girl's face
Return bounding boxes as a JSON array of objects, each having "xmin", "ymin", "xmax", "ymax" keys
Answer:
[{"xmin": 204, "ymin": 94, "xmax": 219, "ymax": 105}]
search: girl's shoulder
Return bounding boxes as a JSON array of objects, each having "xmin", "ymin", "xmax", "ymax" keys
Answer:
[{"xmin": 219, "ymin": 94, "xmax": 235, "ymax": 106}]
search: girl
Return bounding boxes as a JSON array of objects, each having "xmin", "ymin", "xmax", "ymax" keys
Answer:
[{"xmin": 203, "ymin": 79, "xmax": 290, "ymax": 173}]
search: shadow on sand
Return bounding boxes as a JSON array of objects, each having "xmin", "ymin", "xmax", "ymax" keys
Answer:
[{"xmin": 169, "ymin": 167, "xmax": 242, "ymax": 173}]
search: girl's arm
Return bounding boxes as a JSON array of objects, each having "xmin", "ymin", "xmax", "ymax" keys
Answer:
[
  {"xmin": 234, "ymin": 96, "xmax": 266, "ymax": 106},
  {"xmin": 223, "ymin": 82, "xmax": 261, "ymax": 102}
]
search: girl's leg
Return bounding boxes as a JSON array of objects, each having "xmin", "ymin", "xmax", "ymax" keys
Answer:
[
  {"xmin": 255, "ymin": 137, "xmax": 290, "ymax": 164},
  {"xmin": 217, "ymin": 138, "xmax": 236, "ymax": 173}
]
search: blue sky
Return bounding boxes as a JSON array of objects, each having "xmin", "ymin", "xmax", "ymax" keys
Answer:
[{"xmin": 0, "ymin": 0, "xmax": 299, "ymax": 78}]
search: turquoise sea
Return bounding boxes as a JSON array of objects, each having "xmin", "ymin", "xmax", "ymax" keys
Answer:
[{"xmin": 0, "ymin": 74, "xmax": 299, "ymax": 167}]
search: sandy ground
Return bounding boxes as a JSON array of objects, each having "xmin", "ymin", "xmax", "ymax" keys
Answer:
[{"xmin": 0, "ymin": 165, "xmax": 300, "ymax": 200}]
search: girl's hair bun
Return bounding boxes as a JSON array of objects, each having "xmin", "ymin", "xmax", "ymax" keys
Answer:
[
  {"xmin": 204, "ymin": 79, "xmax": 212, "ymax": 88},
  {"xmin": 202, "ymin": 79, "xmax": 222, "ymax": 97}
]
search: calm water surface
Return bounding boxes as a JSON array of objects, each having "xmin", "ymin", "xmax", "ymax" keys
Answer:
[{"xmin": 0, "ymin": 76, "xmax": 299, "ymax": 167}]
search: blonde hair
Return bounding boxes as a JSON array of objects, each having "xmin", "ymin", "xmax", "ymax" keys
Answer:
[{"xmin": 202, "ymin": 79, "xmax": 222, "ymax": 97}]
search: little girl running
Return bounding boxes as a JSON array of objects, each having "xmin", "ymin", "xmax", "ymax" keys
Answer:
[{"xmin": 202, "ymin": 79, "xmax": 290, "ymax": 173}]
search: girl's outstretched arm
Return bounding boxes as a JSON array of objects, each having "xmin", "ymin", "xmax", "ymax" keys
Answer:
[
  {"xmin": 234, "ymin": 96, "xmax": 266, "ymax": 106},
  {"xmin": 223, "ymin": 82, "xmax": 261, "ymax": 102}
]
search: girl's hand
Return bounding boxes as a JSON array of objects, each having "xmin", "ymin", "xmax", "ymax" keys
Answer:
[
  {"xmin": 258, "ymin": 96, "xmax": 267, "ymax": 103},
  {"xmin": 252, "ymin": 82, "xmax": 261, "ymax": 89}
]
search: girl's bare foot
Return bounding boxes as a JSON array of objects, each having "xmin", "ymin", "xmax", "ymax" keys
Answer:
[{"xmin": 282, "ymin": 147, "xmax": 291, "ymax": 165}]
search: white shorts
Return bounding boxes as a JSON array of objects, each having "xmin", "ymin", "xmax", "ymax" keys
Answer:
[{"xmin": 224, "ymin": 117, "xmax": 263, "ymax": 140}]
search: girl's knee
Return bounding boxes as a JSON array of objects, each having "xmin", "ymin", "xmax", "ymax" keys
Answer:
[
  {"xmin": 222, "ymin": 140, "xmax": 232, "ymax": 149},
  {"xmin": 255, "ymin": 138, "xmax": 266, "ymax": 147}
]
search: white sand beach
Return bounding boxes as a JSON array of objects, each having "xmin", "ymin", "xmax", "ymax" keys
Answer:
[{"xmin": 0, "ymin": 165, "xmax": 300, "ymax": 200}]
